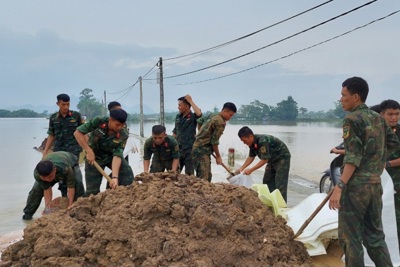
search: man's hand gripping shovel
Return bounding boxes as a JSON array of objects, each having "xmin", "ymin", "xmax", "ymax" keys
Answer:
[
  {"xmin": 211, "ymin": 154, "xmax": 238, "ymax": 180},
  {"xmin": 92, "ymin": 161, "xmax": 118, "ymax": 189}
]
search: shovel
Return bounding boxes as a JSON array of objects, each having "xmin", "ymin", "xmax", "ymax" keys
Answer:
[
  {"xmin": 93, "ymin": 160, "xmax": 113, "ymax": 184},
  {"xmin": 291, "ymin": 190, "xmax": 334, "ymax": 240},
  {"xmin": 212, "ymin": 154, "xmax": 236, "ymax": 179}
]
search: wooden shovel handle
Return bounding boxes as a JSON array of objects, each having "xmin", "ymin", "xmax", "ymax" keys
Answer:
[
  {"xmin": 292, "ymin": 190, "xmax": 334, "ymax": 240},
  {"xmin": 93, "ymin": 161, "xmax": 113, "ymax": 184},
  {"xmin": 212, "ymin": 154, "xmax": 235, "ymax": 176}
]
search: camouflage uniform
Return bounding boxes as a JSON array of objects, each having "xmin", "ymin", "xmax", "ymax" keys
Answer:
[
  {"xmin": 23, "ymin": 152, "xmax": 85, "ymax": 216},
  {"xmin": 48, "ymin": 110, "xmax": 84, "ymax": 157},
  {"xmin": 23, "ymin": 110, "xmax": 83, "ymax": 218},
  {"xmin": 249, "ymin": 134, "xmax": 291, "ymax": 202},
  {"xmin": 143, "ymin": 135, "xmax": 180, "ymax": 173},
  {"xmin": 385, "ymin": 123, "xmax": 400, "ymax": 252},
  {"xmin": 77, "ymin": 117, "xmax": 134, "ymax": 196},
  {"xmin": 340, "ymin": 104, "xmax": 398, "ymax": 267},
  {"xmin": 192, "ymin": 113, "xmax": 225, "ymax": 182},
  {"xmin": 172, "ymin": 111, "xmax": 200, "ymax": 175}
]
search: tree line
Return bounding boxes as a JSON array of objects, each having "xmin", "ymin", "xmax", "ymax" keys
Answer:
[{"xmin": 1, "ymin": 88, "xmax": 347, "ymax": 121}]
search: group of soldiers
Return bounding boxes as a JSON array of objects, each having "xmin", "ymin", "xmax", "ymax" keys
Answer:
[
  {"xmin": 23, "ymin": 95, "xmax": 133, "ymax": 219},
  {"xmin": 23, "ymin": 93, "xmax": 293, "ymax": 220},
  {"xmin": 326, "ymin": 77, "xmax": 400, "ymax": 266},
  {"xmin": 21, "ymin": 78, "xmax": 400, "ymax": 266}
]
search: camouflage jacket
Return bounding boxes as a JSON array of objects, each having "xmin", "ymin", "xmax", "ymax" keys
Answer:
[
  {"xmin": 172, "ymin": 111, "xmax": 201, "ymax": 150},
  {"xmin": 192, "ymin": 113, "xmax": 225, "ymax": 155},
  {"xmin": 343, "ymin": 104, "xmax": 400, "ymax": 185},
  {"xmin": 76, "ymin": 117, "xmax": 128, "ymax": 164},
  {"xmin": 249, "ymin": 134, "xmax": 291, "ymax": 162},
  {"xmin": 386, "ymin": 124, "xmax": 400, "ymax": 192},
  {"xmin": 47, "ymin": 110, "xmax": 83, "ymax": 156},
  {"xmin": 34, "ymin": 151, "xmax": 78, "ymax": 190},
  {"xmin": 143, "ymin": 135, "xmax": 180, "ymax": 162}
]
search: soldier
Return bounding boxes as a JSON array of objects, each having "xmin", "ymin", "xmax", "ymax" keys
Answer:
[
  {"xmin": 143, "ymin": 125, "xmax": 180, "ymax": 173},
  {"xmin": 379, "ymin": 99, "xmax": 400, "ymax": 251},
  {"xmin": 191, "ymin": 102, "xmax": 237, "ymax": 182},
  {"xmin": 172, "ymin": 95, "xmax": 202, "ymax": 175},
  {"xmin": 107, "ymin": 101, "xmax": 130, "ymax": 161},
  {"xmin": 237, "ymin": 126, "xmax": 291, "ymax": 202},
  {"xmin": 329, "ymin": 76, "xmax": 399, "ymax": 267},
  {"xmin": 108, "ymin": 101, "xmax": 122, "ymax": 111},
  {"xmin": 22, "ymin": 93, "xmax": 84, "ymax": 220},
  {"xmin": 74, "ymin": 109, "xmax": 134, "ymax": 196},
  {"xmin": 33, "ymin": 151, "xmax": 85, "ymax": 213},
  {"xmin": 380, "ymin": 99, "xmax": 400, "ymax": 139}
]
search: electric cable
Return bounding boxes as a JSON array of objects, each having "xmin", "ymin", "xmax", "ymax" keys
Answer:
[
  {"xmin": 149, "ymin": 0, "xmax": 377, "ymax": 80},
  {"xmin": 171, "ymin": 10, "xmax": 399, "ymax": 86},
  {"xmin": 163, "ymin": 0, "xmax": 336, "ymax": 61}
]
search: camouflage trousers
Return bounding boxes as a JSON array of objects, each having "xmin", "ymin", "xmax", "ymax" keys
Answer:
[
  {"xmin": 395, "ymin": 193, "xmax": 400, "ymax": 253},
  {"xmin": 179, "ymin": 147, "xmax": 194, "ymax": 175},
  {"xmin": 339, "ymin": 183, "xmax": 393, "ymax": 267},
  {"xmin": 192, "ymin": 148, "xmax": 212, "ymax": 182},
  {"xmin": 23, "ymin": 164, "xmax": 85, "ymax": 216},
  {"xmin": 150, "ymin": 159, "xmax": 177, "ymax": 173},
  {"xmin": 262, "ymin": 157, "xmax": 290, "ymax": 202},
  {"xmin": 85, "ymin": 157, "xmax": 134, "ymax": 196}
]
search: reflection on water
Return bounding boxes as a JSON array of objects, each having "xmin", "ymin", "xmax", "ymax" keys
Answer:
[{"xmin": 0, "ymin": 118, "xmax": 343, "ymax": 236}]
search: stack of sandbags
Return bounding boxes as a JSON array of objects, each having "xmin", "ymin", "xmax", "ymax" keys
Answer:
[{"xmin": 283, "ymin": 193, "xmax": 338, "ymax": 256}]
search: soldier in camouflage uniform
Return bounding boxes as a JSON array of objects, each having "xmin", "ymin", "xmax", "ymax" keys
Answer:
[
  {"xmin": 172, "ymin": 95, "xmax": 202, "ymax": 175},
  {"xmin": 144, "ymin": 125, "xmax": 180, "ymax": 173},
  {"xmin": 329, "ymin": 77, "xmax": 399, "ymax": 267},
  {"xmin": 33, "ymin": 151, "xmax": 85, "ymax": 213},
  {"xmin": 379, "ymin": 99, "xmax": 400, "ymax": 252},
  {"xmin": 192, "ymin": 102, "xmax": 237, "ymax": 182},
  {"xmin": 237, "ymin": 126, "xmax": 291, "ymax": 202},
  {"xmin": 74, "ymin": 109, "xmax": 134, "ymax": 196},
  {"xmin": 23, "ymin": 93, "xmax": 84, "ymax": 220},
  {"xmin": 107, "ymin": 101, "xmax": 130, "ymax": 162}
]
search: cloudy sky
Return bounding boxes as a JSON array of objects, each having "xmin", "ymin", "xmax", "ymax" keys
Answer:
[{"xmin": 0, "ymin": 0, "xmax": 399, "ymax": 114}]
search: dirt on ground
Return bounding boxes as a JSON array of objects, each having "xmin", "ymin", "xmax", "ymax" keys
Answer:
[{"xmin": 1, "ymin": 172, "xmax": 313, "ymax": 267}]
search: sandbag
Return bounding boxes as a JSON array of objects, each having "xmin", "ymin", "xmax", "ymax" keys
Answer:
[{"xmin": 229, "ymin": 173, "xmax": 254, "ymax": 188}]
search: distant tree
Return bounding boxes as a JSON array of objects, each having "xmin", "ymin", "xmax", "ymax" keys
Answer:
[
  {"xmin": 298, "ymin": 107, "xmax": 308, "ymax": 119},
  {"xmin": 332, "ymin": 100, "xmax": 346, "ymax": 119},
  {"xmin": 272, "ymin": 96, "xmax": 298, "ymax": 121},
  {"xmin": 77, "ymin": 88, "xmax": 105, "ymax": 119},
  {"xmin": 240, "ymin": 104, "xmax": 262, "ymax": 120},
  {"xmin": 239, "ymin": 100, "xmax": 270, "ymax": 121},
  {"xmin": 0, "ymin": 109, "xmax": 12, "ymax": 117},
  {"xmin": 10, "ymin": 109, "xmax": 41, "ymax": 117}
]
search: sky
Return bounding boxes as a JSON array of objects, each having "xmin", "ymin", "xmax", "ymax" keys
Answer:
[{"xmin": 0, "ymin": 0, "xmax": 399, "ymax": 114}]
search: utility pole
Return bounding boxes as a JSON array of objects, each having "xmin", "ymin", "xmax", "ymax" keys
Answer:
[
  {"xmin": 103, "ymin": 90, "xmax": 107, "ymax": 115},
  {"xmin": 139, "ymin": 76, "xmax": 144, "ymax": 137},
  {"xmin": 158, "ymin": 57, "xmax": 165, "ymax": 126}
]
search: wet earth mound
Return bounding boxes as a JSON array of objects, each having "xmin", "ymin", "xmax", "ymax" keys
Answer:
[{"xmin": 1, "ymin": 172, "xmax": 312, "ymax": 267}]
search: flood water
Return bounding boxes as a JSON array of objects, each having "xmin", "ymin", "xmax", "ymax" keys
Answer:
[{"xmin": 0, "ymin": 118, "xmax": 343, "ymax": 237}]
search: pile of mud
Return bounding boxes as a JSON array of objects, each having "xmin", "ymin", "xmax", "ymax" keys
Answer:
[{"xmin": 1, "ymin": 173, "xmax": 312, "ymax": 267}]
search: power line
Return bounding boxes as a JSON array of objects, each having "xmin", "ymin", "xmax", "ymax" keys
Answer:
[
  {"xmin": 163, "ymin": 0, "xmax": 336, "ymax": 62},
  {"xmin": 141, "ymin": 62, "xmax": 158, "ymax": 79},
  {"xmin": 171, "ymin": 10, "xmax": 399, "ymax": 86},
  {"xmin": 105, "ymin": 61, "xmax": 157, "ymax": 103},
  {"xmin": 107, "ymin": 61, "xmax": 157, "ymax": 96},
  {"xmin": 115, "ymin": 85, "xmax": 134, "ymax": 102},
  {"xmin": 150, "ymin": 0, "xmax": 377, "ymax": 80},
  {"xmin": 107, "ymin": 84, "xmax": 135, "ymax": 95}
]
